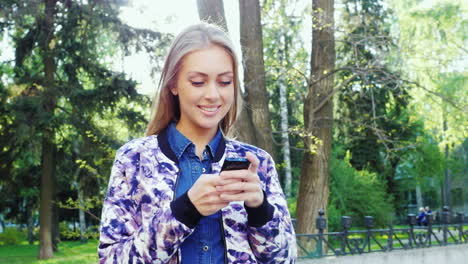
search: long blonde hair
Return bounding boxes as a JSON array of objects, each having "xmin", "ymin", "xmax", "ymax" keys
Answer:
[{"xmin": 146, "ymin": 23, "xmax": 241, "ymax": 136}]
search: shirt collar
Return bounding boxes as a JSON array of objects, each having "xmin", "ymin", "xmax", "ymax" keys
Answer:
[
  {"xmin": 167, "ymin": 122, "xmax": 192, "ymax": 160},
  {"xmin": 167, "ymin": 122, "xmax": 222, "ymax": 160}
]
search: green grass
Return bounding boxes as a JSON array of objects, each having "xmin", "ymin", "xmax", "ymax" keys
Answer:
[{"xmin": 0, "ymin": 240, "xmax": 99, "ymax": 264}]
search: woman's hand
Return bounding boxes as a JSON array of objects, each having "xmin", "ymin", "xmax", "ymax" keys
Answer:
[
  {"xmin": 216, "ymin": 152, "xmax": 264, "ymax": 208},
  {"xmin": 187, "ymin": 174, "xmax": 231, "ymax": 216}
]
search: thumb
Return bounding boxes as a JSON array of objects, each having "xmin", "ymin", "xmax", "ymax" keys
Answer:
[{"xmin": 246, "ymin": 152, "xmax": 259, "ymax": 174}]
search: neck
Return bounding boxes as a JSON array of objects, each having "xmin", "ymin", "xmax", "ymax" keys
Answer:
[{"xmin": 175, "ymin": 123, "xmax": 217, "ymax": 157}]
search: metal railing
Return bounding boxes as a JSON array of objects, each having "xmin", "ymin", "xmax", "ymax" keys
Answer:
[{"xmin": 295, "ymin": 207, "xmax": 468, "ymax": 259}]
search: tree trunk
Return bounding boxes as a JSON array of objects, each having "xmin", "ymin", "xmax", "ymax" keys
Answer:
[
  {"xmin": 279, "ymin": 74, "xmax": 292, "ymax": 197},
  {"xmin": 52, "ymin": 201, "xmax": 59, "ymax": 252},
  {"xmin": 443, "ymin": 118, "xmax": 451, "ymax": 208},
  {"xmin": 296, "ymin": 0, "xmax": 335, "ymax": 251},
  {"xmin": 38, "ymin": 0, "xmax": 57, "ymax": 259},
  {"xmin": 27, "ymin": 205, "xmax": 34, "ymax": 245},
  {"xmin": 239, "ymin": 0, "xmax": 275, "ymax": 157},
  {"xmin": 235, "ymin": 102, "xmax": 257, "ymax": 144},
  {"xmin": 39, "ymin": 133, "xmax": 54, "ymax": 259},
  {"xmin": 0, "ymin": 214, "xmax": 4, "ymax": 233},
  {"xmin": 416, "ymin": 184, "xmax": 423, "ymax": 210},
  {"xmin": 196, "ymin": 0, "xmax": 228, "ymax": 32},
  {"xmin": 78, "ymin": 178, "xmax": 87, "ymax": 243}
]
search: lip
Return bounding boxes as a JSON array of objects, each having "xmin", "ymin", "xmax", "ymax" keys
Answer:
[{"xmin": 198, "ymin": 105, "xmax": 221, "ymax": 116}]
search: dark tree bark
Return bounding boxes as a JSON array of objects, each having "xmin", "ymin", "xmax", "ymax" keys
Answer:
[
  {"xmin": 52, "ymin": 201, "xmax": 59, "ymax": 252},
  {"xmin": 238, "ymin": 0, "xmax": 275, "ymax": 157},
  {"xmin": 38, "ymin": 0, "xmax": 57, "ymax": 259},
  {"xmin": 27, "ymin": 203, "xmax": 34, "ymax": 245},
  {"xmin": 296, "ymin": 0, "xmax": 335, "ymax": 241},
  {"xmin": 39, "ymin": 134, "xmax": 54, "ymax": 258},
  {"xmin": 197, "ymin": 0, "xmax": 229, "ymax": 31}
]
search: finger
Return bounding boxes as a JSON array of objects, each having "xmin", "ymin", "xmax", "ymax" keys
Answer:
[
  {"xmin": 219, "ymin": 192, "xmax": 252, "ymax": 202},
  {"xmin": 216, "ymin": 181, "xmax": 260, "ymax": 193},
  {"xmin": 220, "ymin": 190, "xmax": 243, "ymax": 196},
  {"xmin": 246, "ymin": 152, "xmax": 260, "ymax": 174},
  {"xmin": 219, "ymin": 169, "xmax": 249, "ymax": 181},
  {"xmin": 216, "ymin": 178, "xmax": 241, "ymax": 186},
  {"xmin": 217, "ymin": 177, "xmax": 244, "ymax": 186},
  {"xmin": 201, "ymin": 193, "xmax": 227, "ymax": 204},
  {"xmin": 199, "ymin": 173, "xmax": 224, "ymax": 186}
]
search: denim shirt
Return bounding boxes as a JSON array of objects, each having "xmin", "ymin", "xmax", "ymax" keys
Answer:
[{"xmin": 167, "ymin": 122, "xmax": 225, "ymax": 264}]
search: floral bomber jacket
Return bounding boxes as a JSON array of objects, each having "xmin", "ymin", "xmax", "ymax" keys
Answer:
[{"xmin": 98, "ymin": 128, "xmax": 297, "ymax": 263}]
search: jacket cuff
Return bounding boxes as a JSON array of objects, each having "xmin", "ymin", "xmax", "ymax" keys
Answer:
[
  {"xmin": 170, "ymin": 191, "xmax": 202, "ymax": 228},
  {"xmin": 245, "ymin": 190, "xmax": 274, "ymax": 227}
]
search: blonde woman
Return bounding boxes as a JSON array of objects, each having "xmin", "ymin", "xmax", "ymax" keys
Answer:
[{"xmin": 98, "ymin": 23, "xmax": 297, "ymax": 264}]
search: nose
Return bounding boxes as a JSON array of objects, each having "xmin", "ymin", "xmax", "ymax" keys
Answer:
[{"xmin": 204, "ymin": 81, "xmax": 220, "ymax": 100}]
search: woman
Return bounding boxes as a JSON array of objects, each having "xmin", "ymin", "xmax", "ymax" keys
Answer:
[{"xmin": 98, "ymin": 23, "xmax": 297, "ymax": 264}]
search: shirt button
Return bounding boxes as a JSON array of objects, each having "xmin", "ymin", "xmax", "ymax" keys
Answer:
[
  {"xmin": 202, "ymin": 168, "xmax": 206, "ymax": 173},
  {"xmin": 203, "ymin": 245, "xmax": 209, "ymax": 251}
]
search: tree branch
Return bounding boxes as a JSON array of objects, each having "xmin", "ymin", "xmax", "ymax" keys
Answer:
[{"xmin": 312, "ymin": 73, "xmax": 358, "ymax": 114}]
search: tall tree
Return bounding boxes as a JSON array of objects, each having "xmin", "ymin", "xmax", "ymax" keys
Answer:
[
  {"xmin": 390, "ymin": 0, "xmax": 467, "ymax": 208},
  {"xmin": 0, "ymin": 0, "xmax": 165, "ymax": 258},
  {"xmin": 334, "ymin": 0, "xmax": 416, "ymax": 211},
  {"xmin": 296, "ymin": 0, "xmax": 335, "ymax": 237},
  {"xmin": 262, "ymin": 0, "xmax": 309, "ymax": 197},
  {"xmin": 239, "ymin": 0, "xmax": 275, "ymax": 157},
  {"xmin": 38, "ymin": 0, "xmax": 57, "ymax": 258}
]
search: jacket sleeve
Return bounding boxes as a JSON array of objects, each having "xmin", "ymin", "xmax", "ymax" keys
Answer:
[
  {"xmin": 98, "ymin": 145, "xmax": 193, "ymax": 264},
  {"xmin": 247, "ymin": 154, "xmax": 297, "ymax": 263}
]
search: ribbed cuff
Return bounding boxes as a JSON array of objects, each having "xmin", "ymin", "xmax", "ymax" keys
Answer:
[
  {"xmin": 245, "ymin": 191, "xmax": 274, "ymax": 227},
  {"xmin": 170, "ymin": 192, "xmax": 202, "ymax": 228}
]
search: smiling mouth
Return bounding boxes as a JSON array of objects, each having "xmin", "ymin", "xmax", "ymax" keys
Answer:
[{"xmin": 199, "ymin": 106, "xmax": 220, "ymax": 112}]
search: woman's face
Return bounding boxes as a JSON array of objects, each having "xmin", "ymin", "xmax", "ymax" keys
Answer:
[{"xmin": 171, "ymin": 45, "xmax": 235, "ymax": 137}]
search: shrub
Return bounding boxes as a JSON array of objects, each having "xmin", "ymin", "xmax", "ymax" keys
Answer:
[
  {"xmin": 59, "ymin": 222, "xmax": 100, "ymax": 241},
  {"xmin": 59, "ymin": 222, "xmax": 80, "ymax": 241},
  {"xmin": 85, "ymin": 225, "xmax": 100, "ymax": 240},
  {"xmin": 0, "ymin": 227, "xmax": 26, "ymax": 245},
  {"xmin": 328, "ymin": 148, "xmax": 394, "ymax": 231}
]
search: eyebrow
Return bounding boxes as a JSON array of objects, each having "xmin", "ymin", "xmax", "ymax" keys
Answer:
[{"xmin": 187, "ymin": 71, "xmax": 233, "ymax": 77}]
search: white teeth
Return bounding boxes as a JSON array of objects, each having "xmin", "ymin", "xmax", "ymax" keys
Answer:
[{"xmin": 200, "ymin": 107, "xmax": 218, "ymax": 112}]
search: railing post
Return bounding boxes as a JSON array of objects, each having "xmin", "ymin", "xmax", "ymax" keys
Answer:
[
  {"xmin": 442, "ymin": 206, "xmax": 450, "ymax": 245},
  {"xmin": 387, "ymin": 222, "xmax": 393, "ymax": 251},
  {"xmin": 426, "ymin": 212, "xmax": 433, "ymax": 247},
  {"xmin": 457, "ymin": 212, "xmax": 464, "ymax": 243},
  {"xmin": 341, "ymin": 216, "xmax": 351, "ymax": 255},
  {"xmin": 364, "ymin": 216, "xmax": 374, "ymax": 253},
  {"xmin": 407, "ymin": 214, "xmax": 416, "ymax": 248},
  {"xmin": 316, "ymin": 209, "xmax": 326, "ymax": 257}
]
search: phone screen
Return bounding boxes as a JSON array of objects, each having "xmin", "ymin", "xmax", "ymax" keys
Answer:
[{"xmin": 221, "ymin": 158, "xmax": 250, "ymax": 171}]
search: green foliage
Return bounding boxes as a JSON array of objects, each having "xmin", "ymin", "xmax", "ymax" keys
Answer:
[
  {"xmin": 0, "ymin": 228, "xmax": 26, "ymax": 246},
  {"xmin": 334, "ymin": 0, "xmax": 423, "ymax": 213},
  {"xmin": 0, "ymin": 0, "xmax": 171, "ymax": 232},
  {"xmin": 59, "ymin": 222, "xmax": 81, "ymax": 241},
  {"xmin": 262, "ymin": 0, "xmax": 309, "ymax": 196},
  {"xmin": 328, "ymin": 147, "xmax": 394, "ymax": 231},
  {"xmin": 287, "ymin": 197, "xmax": 297, "ymax": 218},
  {"xmin": 59, "ymin": 222, "xmax": 99, "ymax": 241},
  {"xmin": 389, "ymin": 0, "xmax": 467, "ymax": 210}
]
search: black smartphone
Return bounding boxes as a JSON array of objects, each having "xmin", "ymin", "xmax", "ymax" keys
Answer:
[{"xmin": 221, "ymin": 158, "xmax": 250, "ymax": 171}]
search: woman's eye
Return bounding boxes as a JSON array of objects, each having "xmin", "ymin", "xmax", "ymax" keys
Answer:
[
  {"xmin": 191, "ymin": 81, "xmax": 204, "ymax": 87},
  {"xmin": 219, "ymin": 81, "xmax": 232, "ymax": 86}
]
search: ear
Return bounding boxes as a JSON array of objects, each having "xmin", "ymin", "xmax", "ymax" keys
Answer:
[{"xmin": 170, "ymin": 85, "xmax": 178, "ymax": 96}]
